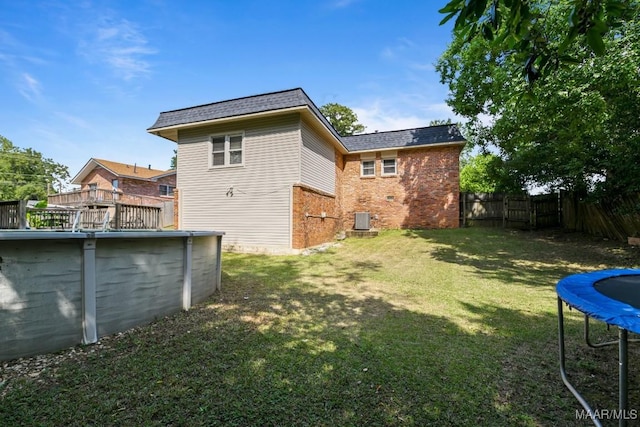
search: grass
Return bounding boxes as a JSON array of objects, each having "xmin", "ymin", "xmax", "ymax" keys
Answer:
[{"xmin": 1, "ymin": 227, "xmax": 640, "ymax": 426}]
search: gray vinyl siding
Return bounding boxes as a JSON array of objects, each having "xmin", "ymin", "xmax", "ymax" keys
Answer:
[
  {"xmin": 300, "ymin": 121, "xmax": 336, "ymax": 195},
  {"xmin": 177, "ymin": 114, "xmax": 301, "ymax": 251}
]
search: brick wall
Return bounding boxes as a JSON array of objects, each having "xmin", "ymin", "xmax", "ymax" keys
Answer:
[
  {"xmin": 341, "ymin": 146, "xmax": 462, "ymax": 230},
  {"xmin": 173, "ymin": 188, "xmax": 180, "ymax": 230},
  {"xmin": 81, "ymin": 167, "xmax": 176, "ymax": 203},
  {"xmin": 291, "ymin": 184, "xmax": 340, "ymax": 249}
]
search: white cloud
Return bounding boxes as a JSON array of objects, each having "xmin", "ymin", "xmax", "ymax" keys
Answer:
[
  {"xmin": 18, "ymin": 73, "xmax": 42, "ymax": 101},
  {"xmin": 353, "ymin": 97, "xmax": 461, "ymax": 133},
  {"xmin": 79, "ymin": 17, "xmax": 156, "ymax": 81},
  {"xmin": 55, "ymin": 111, "xmax": 91, "ymax": 129},
  {"xmin": 380, "ymin": 37, "xmax": 416, "ymax": 60}
]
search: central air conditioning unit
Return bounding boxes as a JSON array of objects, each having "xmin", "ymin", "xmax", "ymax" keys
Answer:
[{"xmin": 354, "ymin": 212, "xmax": 371, "ymax": 230}]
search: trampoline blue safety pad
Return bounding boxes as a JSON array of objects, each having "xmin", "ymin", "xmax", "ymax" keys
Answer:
[
  {"xmin": 557, "ymin": 269, "xmax": 640, "ymax": 426},
  {"xmin": 557, "ymin": 269, "xmax": 640, "ymax": 334}
]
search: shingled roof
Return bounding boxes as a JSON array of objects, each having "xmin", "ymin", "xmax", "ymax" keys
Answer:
[
  {"xmin": 148, "ymin": 88, "xmax": 342, "ymax": 142},
  {"xmin": 343, "ymin": 125, "xmax": 465, "ymax": 152},
  {"xmin": 148, "ymin": 88, "xmax": 466, "ymax": 151},
  {"xmin": 71, "ymin": 158, "xmax": 175, "ymax": 185}
]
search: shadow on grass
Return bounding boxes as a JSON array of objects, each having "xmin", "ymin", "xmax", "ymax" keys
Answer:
[
  {"xmin": 3, "ymin": 251, "xmax": 637, "ymax": 427},
  {"xmin": 402, "ymin": 227, "xmax": 640, "ymax": 289}
]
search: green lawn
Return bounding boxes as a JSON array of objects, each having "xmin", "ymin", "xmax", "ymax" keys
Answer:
[{"xmin": 2, "ymin": 228, "xmax": 639, "ymax": 426}]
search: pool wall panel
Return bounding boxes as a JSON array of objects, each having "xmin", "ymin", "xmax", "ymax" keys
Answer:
[{"xmin": 0, "ymin": 231, "xmax": 222, "ymax": 361}]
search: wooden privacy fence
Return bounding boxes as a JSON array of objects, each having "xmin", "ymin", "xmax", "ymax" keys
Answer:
[
  {"xmin": 0, "ymin": 201, "xmax": 162, "ymax": 230},
  {"xmin": 460, "ymin": 192, "xmax": 560, "ymax": 229},
  {"xmin": 562, "ymin": 192, "xmax": 640, "ymax": 241}
]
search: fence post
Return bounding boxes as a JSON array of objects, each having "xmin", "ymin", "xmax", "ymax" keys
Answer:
[
  {"xmin": 114, "ymin": 203, "xmax": 121, "ymax": 229},
  {"xmin": 82, "ymin": 238, "xmax": 98, "ymax": 344},
  {"xmin": 183, "ymin": 236, "xmax": 193, "ymax": 310},
  {"xmin": 503, "ymin": 195, "xmax": 508, "ymax": 228},
  {"xmin": 462, "ymin": 193, "xmax": 467, "ymax": 227},
  {"xmin": 18, "ymin": 200, "xmax": 27, "ymax": 229}
]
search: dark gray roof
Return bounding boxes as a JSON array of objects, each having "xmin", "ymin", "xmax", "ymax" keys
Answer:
[
  {"xmin": 148, "ymin": 88, "xmax": 465, "ymax": 151},
  {"xmin": 342, "ymin": 125, "xmax": 465, "ymax": 152},
  {"xmin": 148, "ymin": 87, "xmax": 342, "ymax": 141}
]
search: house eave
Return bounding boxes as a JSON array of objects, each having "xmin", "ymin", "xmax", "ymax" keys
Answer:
[
  {"xmin": 148, "ymin": 105, "xmax": 348, "ymax": 154},
  {"xmin": 348, "ymin": 139, "xmax": 467, "ymax": 155}
]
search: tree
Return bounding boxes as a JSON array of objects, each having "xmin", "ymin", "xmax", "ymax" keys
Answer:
[
  {"xmin": 429, "ymin": 118, "xmax": 453, "ymax": 126},
  {"xmin": 460, "ymin": 153, "xmax": 522, "ymax": 193},
  {"xmin": 319, "ymin": 103, "xmax": 366, "ymax": 136},
  {"xmin": 0, "ymin": 135, "xmax": 70, "ymax": 200},
  {"xmin": 437, "ymin": 3, "xmax": 640, "ymax": 200},
  {"xmin": 439, "ymin": 0, "xmax": 634, "ymax": 83},
  {"xmin": 170, "ymin": 149, "xmax": 177, "ymax": 169}
]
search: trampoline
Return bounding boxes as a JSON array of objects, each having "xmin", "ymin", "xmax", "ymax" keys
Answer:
[{"xmin": 557, "ymin": 269, "xmax": 640, "ymax": 427}]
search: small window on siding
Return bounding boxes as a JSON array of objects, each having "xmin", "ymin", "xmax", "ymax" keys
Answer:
[
  {"xmin": 361, "ymin": 160, "xmax": 375, "ymax": 177},
  {"xmin": 159, "ymin": 184, "xmax": 175, "ymax": 196},
  {"xmin": 210, "ymin": 133, "xmax": 244, "ymax": 168},
  {"xmin": 382, "ymin": 158, "xmax": 397, "ymax": 176}
]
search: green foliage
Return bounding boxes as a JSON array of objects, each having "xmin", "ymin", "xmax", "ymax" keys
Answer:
[
  {"xmin": 438, "ymin": 5, "xmax": 640, "ymax": 200},
  {"xmin": 439, "ymin": 0, "xmax": 634, "ymax": 83},
  {"xmin": 460, "ymin": 153, "xmax": 507, "ymax": 193},
  {"xmin": 319, "ymin": 103, "xmax": 366, "ymax": 136},
  {"xmin": 429, "ymin": 118, "xmax": 454, "ymax": 126},
  {"xmin": 0, "ymin": 135, "xmax": 70, "ymax": 200},
  {"xmin": 170, "ymin": 149, "xmax": 177, "ymax": 169}
]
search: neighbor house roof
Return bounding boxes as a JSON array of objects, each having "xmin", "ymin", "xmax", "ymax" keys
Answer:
[
  {"xmin": 147, "ymin": 88, "xmax": 466, "ymax": 152},
  {"xmin": 342, "ymin": 125, "xmax": 466, "ymax": 153},
  {"xmin": 71, "ymin": 158, "xmax": 176, "ymax": 185}
]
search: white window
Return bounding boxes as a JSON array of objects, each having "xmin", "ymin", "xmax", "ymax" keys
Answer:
[
  {"xmin": 381, "ymin": 151, "xmax": 397, "ymax": 176},
  {"xmin": 360, "ymin": 153, "xmax": 376, "ymax": 177},
  {"xmin": 159, "ymin": 184, "xmax": 175, "ymax": 196},
  {"xmin": 361, "ymin": 160, "xmax": 375, "ymax": 177},
  {"xmin": 382, "ymin": 158, "xmax": 397, "ymax": 175},
  {"xmin": 111, "ymin": 179, "xmax": 119, "ymax": 189},
  {"xmin": 210, "ymin": 133, "xmax": 244, "ymax": 168}
]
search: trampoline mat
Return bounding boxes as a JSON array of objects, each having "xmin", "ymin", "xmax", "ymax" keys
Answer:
[{"xmin": 594, "ymin": 275, "xmax": 640, "ymax": 310}]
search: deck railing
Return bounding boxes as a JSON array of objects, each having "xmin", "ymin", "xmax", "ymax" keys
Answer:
[
  {"xmin": 0, "ymin": 201, "xmax": 162, "ymax": 230},
  {"xmin": 48, "ymin": 189, "xmax": 170, "ymax": 207},
  {"xmin": 48, "ymin": 189, "xmax": 120, "ymax": 205},
  {"xmin": 0, "ymin": 200, "xmax": 27, "ymax": 229}
]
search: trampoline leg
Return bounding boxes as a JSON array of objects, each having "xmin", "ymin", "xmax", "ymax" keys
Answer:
[
  {"xmin": 558, "ymin": 297, "xmax": 603, "ymax": 427},
  {"xmin": 619, "ymin": 328, "xmax": 628, "ymax": 427},
  {"xmin": 585, "ymin": 315, "xmax": 618, "ymax": 348}
]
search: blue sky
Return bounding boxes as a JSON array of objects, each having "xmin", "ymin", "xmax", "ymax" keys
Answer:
[{"xmin": 0, "ymin": 0, "xmax": 457, "ymax": 181}]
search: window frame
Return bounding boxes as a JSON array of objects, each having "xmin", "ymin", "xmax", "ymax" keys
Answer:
[
  {"xmin": 381, "ymin": 158, "xmax": 397, "ymax": 176},
  {"xmin": 361, "ymin": 159, "xmax": 375, "ymax": 177},
  {"xmin": 209, "ymin": 132, "xmax": 245, "ymax": 169},
  {"xmin": 381, "ymin": 151, "xmax": 398, "ymax": 176},
  {"xmin": 159, "ymin": 184, "xmax": 175, "ymax": 197},
  {"xmin": 360, "ymin": 153, "xmax": 376, "ymax": 178}
]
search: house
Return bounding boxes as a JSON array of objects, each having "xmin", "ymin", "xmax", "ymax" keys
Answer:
[
  {"xmin": 148, "ymin": 88, "xmax": 464, "ymax": 253},
  {"xmin": 48, "ymin": 158, "xmax": 176, "ymax": 207}
]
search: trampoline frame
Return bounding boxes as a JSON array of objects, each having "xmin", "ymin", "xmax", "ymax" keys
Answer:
[{"xmin": 557, "ymin": 270, "xmax": 640, "ymax": 427}]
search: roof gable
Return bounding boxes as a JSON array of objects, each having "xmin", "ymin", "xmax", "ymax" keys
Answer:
[
  {"xmin": 147, "ymin": 88, "xmax": 466, "ymax": 152},
  {"xmin": 71, "ymin": 158, "xmax": 176, "ymax": 184},
  {"xmin": 148, "ymin": 88, "xmax": 343, "ymax": 143}
]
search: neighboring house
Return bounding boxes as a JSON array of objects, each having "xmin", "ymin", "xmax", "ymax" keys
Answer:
[
  {"xmin": 49, "ymin": 158, "xmax": 176, "ymax": 207},
  {"xmin": 148, "ymin": 88, "xmax": 464, "ymax": 253}
]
